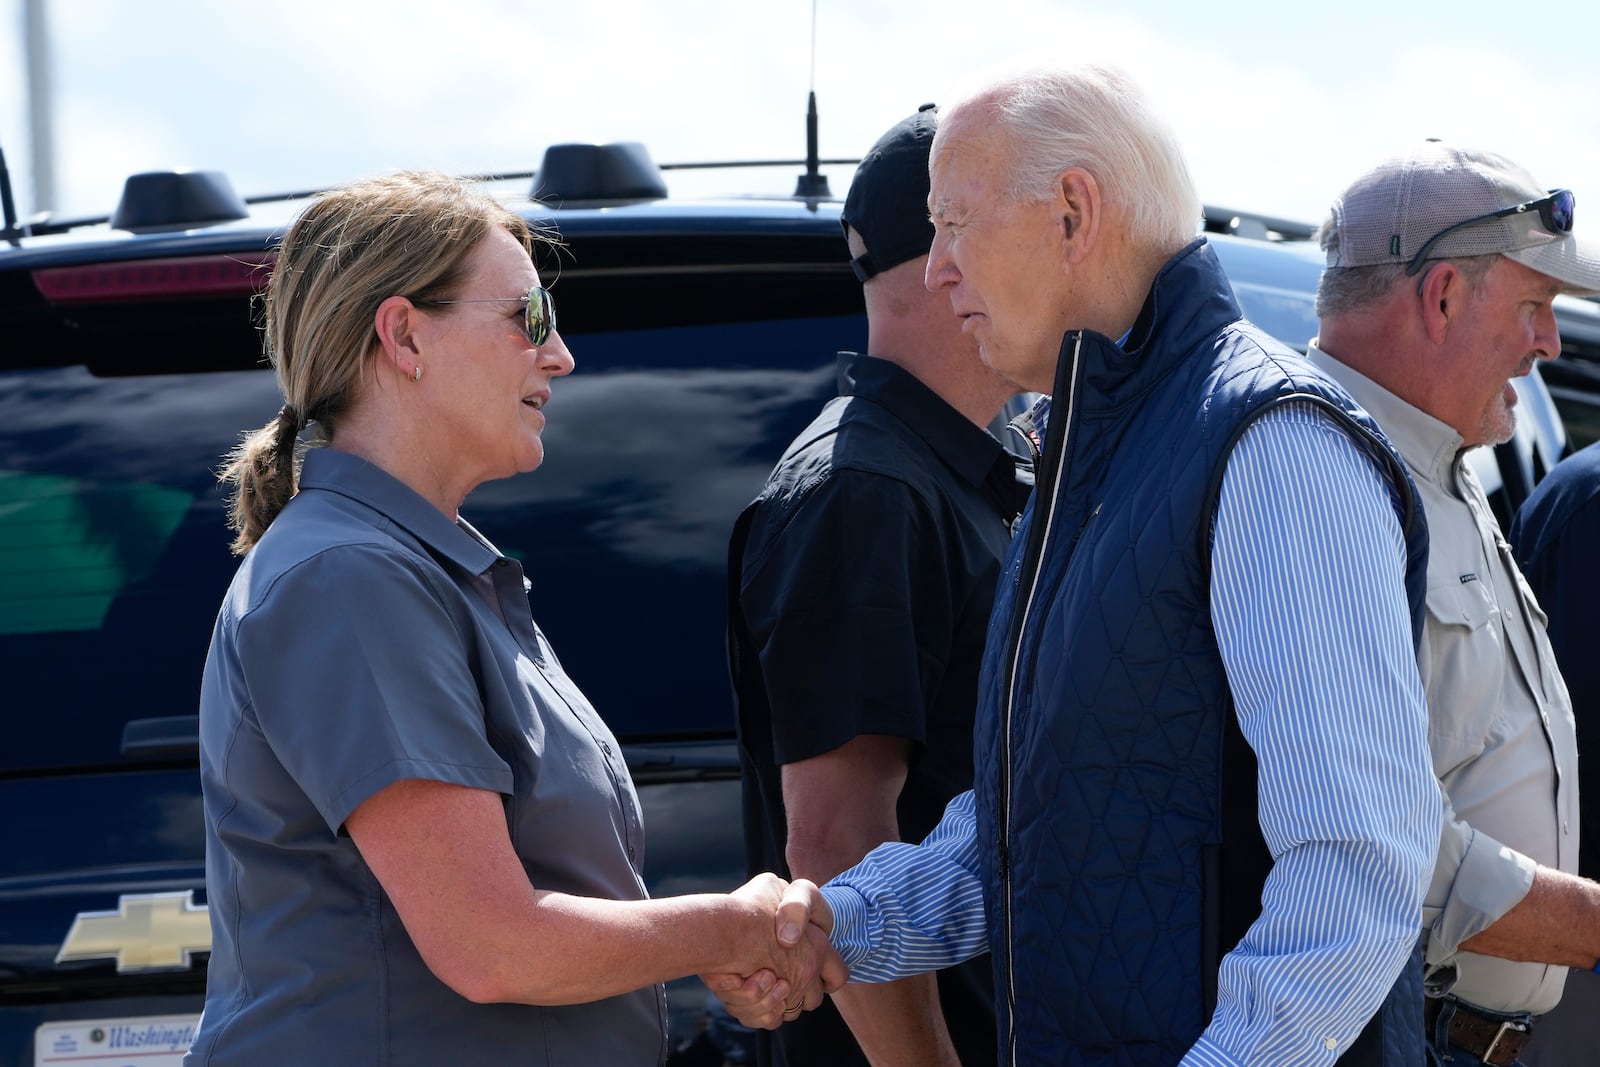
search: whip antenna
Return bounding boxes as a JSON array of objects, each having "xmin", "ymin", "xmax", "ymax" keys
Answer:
[{"xmin": 793, "ymin": 0, "xmax": 831, "ymax": 198}]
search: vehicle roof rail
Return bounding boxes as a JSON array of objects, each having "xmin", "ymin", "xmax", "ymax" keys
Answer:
[
  {"xmin": 110, "ymin": 169, "xmax": 250, "ymax": 233},
  {"xmin": 1202, "ymin": 205, "xmax": 1317, "ymax": 243}
]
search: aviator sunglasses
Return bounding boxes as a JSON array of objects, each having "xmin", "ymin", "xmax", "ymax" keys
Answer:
[
  {"xmin": 426, "ymin": 285, "xmax": 557, "ymax": 346},
  {"xmin": 1405, "ymin": 188, "xmax": 1575, "ymax": 276}
]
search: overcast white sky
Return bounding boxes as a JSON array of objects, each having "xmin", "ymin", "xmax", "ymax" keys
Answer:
[{"xmin": 3, "ymin": 0, "xmax": 1599, "ymax": 228}]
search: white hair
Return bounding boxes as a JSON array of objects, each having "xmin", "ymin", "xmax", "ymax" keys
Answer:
[{"xmin": 949, "ymin": 62, "xmax": 1201, "ymax": 252}]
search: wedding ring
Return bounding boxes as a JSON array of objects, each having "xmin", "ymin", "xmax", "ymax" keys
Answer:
[{"xmin": 782, "ymin": 1003, "xmax": 802, "ymax": 1017}]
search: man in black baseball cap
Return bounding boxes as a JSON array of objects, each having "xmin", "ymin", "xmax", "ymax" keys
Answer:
[{"xmin": 727, "ymin": 105, "xmax": 1028, "ymax": 1067}]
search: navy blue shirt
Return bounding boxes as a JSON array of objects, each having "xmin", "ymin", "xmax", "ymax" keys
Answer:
[
  {"xmin": 729, "ymin": 353, "xmax": 1030, "ymax": 1067},
  {"xmin": 1512, "ymin": 440, "xmax": 1600, "ymax": 880},
  {"xmin": 190, "ymin": 448, "xmax": 664, "ymax": 1067}
]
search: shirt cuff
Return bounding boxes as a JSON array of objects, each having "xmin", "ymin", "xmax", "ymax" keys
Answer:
[
  {"xmin": 1186, "ymin": 1025, "xmax": 1354, "ymax": 1065},
  {"xmin": 819, "ymin": 884, "xmax": 873, "ymax": 973},
  {"xmin": 1424, "ymin": 825, "xmax": 1538, "ymax": 965},
  {"xmin": 1179, "ymin": 1035, "xmax": 1247, "ymax": 1067}
]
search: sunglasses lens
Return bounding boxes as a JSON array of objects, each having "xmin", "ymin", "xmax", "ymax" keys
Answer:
[
  {"xmin": 526, "ymin": 288, "xmax": 555, "ymax": 346},
  {"xmin": 1549, "ymin": 190, "xmax": 1576, "ymax": 233}
]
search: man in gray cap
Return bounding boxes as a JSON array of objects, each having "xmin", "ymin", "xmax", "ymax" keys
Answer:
[
  {"xmin": 727, "ymin": 104, "xmax": 1028, "ymax": 1065},
  {"xmin": 1311, "ymin": 140, "xmax": 1600, "ymax": 1066}
]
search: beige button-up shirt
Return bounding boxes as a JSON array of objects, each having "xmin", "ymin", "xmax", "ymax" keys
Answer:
[{"xmin": 1311, "ymin": 347, "xmax": 1578, "ymax": 1015}]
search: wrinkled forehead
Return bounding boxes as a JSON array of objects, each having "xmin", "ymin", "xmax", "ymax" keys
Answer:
[{"xmin": 927, "ymin": 116, "xmax": 1001, "ymax": 211}]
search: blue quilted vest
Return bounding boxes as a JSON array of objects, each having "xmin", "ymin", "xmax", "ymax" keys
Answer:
[{"xmin": 973, "ymin": 240, "xmax": 1428, "ymax": 1065}]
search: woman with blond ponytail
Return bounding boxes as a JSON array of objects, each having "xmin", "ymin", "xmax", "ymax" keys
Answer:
[
  {"xmin": 218, "ymin": 402, "xmax": 302, "ymax": 555},
  {"xmin": 188, "ymin": 172, "xmax": 841, "ymax": 1067}
]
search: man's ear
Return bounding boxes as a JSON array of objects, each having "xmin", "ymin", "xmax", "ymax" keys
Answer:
[
  {"xmin": 1416, "ymin": 263, "xmax": 1460, "ymax": 345},
  {"xmin": 1057, "ymin": 168, "xmax": 1101, "ymax": 265}
]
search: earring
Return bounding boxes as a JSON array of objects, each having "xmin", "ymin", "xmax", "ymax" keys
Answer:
[{"xmin": 411, "ymin": 364, "xmax": 423, "ymax": 383}]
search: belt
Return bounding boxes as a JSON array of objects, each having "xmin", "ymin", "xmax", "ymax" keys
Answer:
[{"xmin": 1423, "ymin": 996, "xmax": 1533, "ymax": 1066}]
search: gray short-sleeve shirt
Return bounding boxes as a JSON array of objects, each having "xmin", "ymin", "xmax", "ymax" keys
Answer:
[{"xmin": 187, "ymin": 448, "xmax": 665, "ymax": 1067}]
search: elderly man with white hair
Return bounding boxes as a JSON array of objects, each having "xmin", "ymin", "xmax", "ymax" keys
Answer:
[{"xmin": 710, "ymin": 62, "xmax": 1442, "ymax": 1066}]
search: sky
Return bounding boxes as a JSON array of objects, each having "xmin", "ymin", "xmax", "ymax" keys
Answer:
[{"xmin": 2, "ymin": 0, "xmax": 1599, "ymax": 229}]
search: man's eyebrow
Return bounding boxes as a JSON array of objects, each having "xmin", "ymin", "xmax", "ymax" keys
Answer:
[{"xmin": 928, "ymin": 197, "xmax": 953, "ymax": 219}]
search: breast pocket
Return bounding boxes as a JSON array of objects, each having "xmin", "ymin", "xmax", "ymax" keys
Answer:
[{"xmin": 1422, "ymin": 576, "xmax": 1505, "ymax": 777}]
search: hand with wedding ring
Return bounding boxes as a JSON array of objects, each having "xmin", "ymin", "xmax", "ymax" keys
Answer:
[{"xmin": 702, "ymin": 877, "xmax": 840, "ymax": 1029}]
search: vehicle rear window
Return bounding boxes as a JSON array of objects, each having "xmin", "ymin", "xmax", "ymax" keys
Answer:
[{"xmin": 0, "ymin": 312, "xmax": 862, "ymax": 772}]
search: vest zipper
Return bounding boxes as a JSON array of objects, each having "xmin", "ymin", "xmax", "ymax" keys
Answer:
[{"xmin": 996, "ymin": 331, "xmax": 1083, "ymax": 1065}]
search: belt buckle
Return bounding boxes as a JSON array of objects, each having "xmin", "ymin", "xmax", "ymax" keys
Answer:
[{"xmin": 1481, "ymin": 1018, "xmax": 1526, "ymax": 1064}]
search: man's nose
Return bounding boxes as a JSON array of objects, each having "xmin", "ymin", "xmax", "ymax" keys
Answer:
[
  {"xmin": 926, "ymin": 233, "xmax": 959, "ymax": 292},
  {"xmin": 1534, "ymin": 302, "xmax": 1562, "ymax": 363}
]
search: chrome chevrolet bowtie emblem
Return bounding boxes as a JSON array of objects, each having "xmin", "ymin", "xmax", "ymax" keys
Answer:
[{"xmin": 56, "ymin": 890, "xmax": 212, "ymax": 972}]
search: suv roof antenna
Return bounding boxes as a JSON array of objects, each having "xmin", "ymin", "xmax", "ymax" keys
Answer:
[
  {"xmin": 792, "ymin": 0, "xmax": 831, "ymax": 199},
  {"xmin": 0, "ymin": 147, "xmax": 23, "ymax": 244}
]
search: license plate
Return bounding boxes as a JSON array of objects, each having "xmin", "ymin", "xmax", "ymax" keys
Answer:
[{"xmin": 35, "ymin": 1013, "xmax": 200, "ymax": 1066}]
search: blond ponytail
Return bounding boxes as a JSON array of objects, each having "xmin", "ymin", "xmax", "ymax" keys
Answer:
[{"xmin": 220, "ymin": 404, "xmax": 303, "ymax": 555}]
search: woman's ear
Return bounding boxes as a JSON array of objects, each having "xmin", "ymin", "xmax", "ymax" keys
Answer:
[{"xmin": 373, "ymin": 296, "xmax": 422, "ymax": 372}]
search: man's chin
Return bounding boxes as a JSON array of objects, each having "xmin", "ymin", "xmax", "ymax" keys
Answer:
[
  {"xmin": 1474, "ymin": 403, "xmax": 1517, "ymax": 449},
  {"xmin": 980, "ymin": 342, "xmax": 1055, "ymax": 396},
  {"xmin": 977, "ymin": 342, "xmax": 1009, "ymax": 378}
]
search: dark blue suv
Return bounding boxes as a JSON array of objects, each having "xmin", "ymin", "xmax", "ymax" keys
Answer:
[{"xmin": 0, "ymin": 149, "xmax": 1577, "ymax": 1067}]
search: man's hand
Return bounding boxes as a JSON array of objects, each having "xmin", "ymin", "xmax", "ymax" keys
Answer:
[
  {"xmin": 773, "ymin": 875, "xmax": 835, "ymax": 944},
  {"xmin": 702, "ymin": 877, "xmax": 843, "ymax": 1029}
]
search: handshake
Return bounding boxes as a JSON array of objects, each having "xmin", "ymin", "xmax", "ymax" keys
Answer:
[{"xmin": 700, "ymin": 873, "xmax": 847, "ymax": 1029}]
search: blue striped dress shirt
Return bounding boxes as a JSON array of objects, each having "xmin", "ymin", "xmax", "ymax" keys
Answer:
[{"xmin": 820, "ymin": 401, "xmax": 1442, "ymax": 1065}]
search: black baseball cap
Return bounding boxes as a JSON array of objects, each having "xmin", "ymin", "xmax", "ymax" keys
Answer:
[{"xmin": 841, "ymin": 103, "xmax": 938, "ymax": 283}]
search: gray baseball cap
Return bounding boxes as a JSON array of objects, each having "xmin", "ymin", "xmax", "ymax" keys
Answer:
[{"xmin": 1321, "ymin": 141, "xmax": 1600, "ymax": 295}]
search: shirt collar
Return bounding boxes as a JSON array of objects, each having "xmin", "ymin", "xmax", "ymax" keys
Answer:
[
  {"xmin": 1307, "ymin": 344, "xmax": 1465, "ymax": 487},
  {"xmin": 836, "ymin": 351, "xmax": 1012, "ymax": 492},
  {"xmin": 296, "ymin": 447, "xmax": 501, "ymax": 576}
]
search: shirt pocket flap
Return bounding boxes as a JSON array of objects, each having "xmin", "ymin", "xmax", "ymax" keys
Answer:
[{"xmin": 1425, "ymin": 577, "xmax": 1498, "ymax": 631}]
